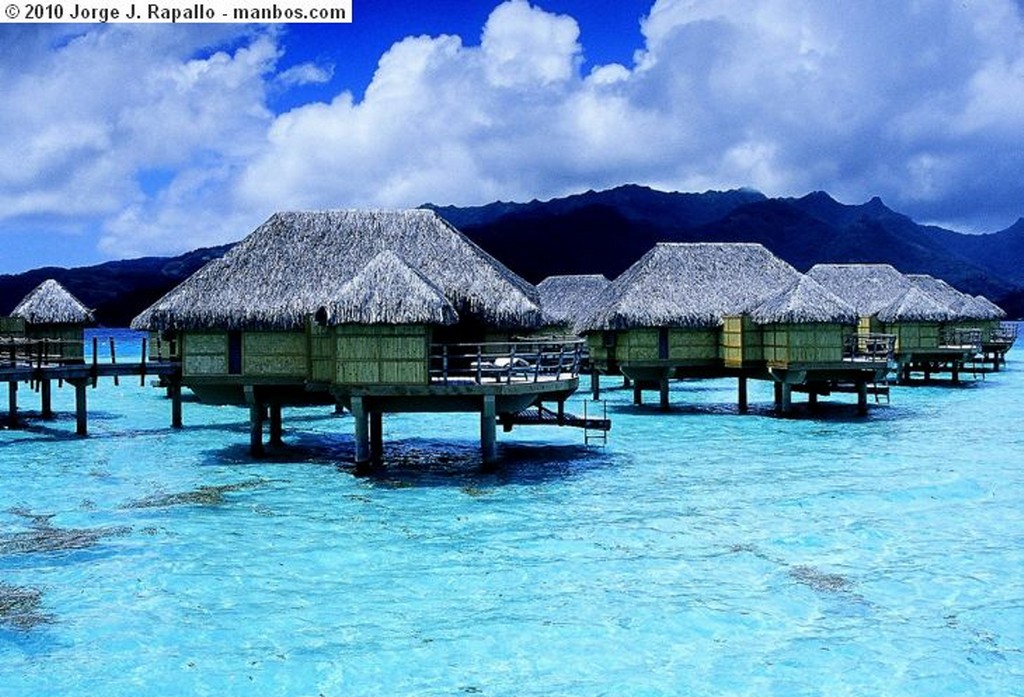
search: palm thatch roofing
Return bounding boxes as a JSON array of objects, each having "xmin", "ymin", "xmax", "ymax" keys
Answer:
[
  {"xmin": 973, "ymin": 295, "xmax": 1007, "ymax": 320},
  {"xmin": 805, "ymin": 264, "xmax": 912, "ymax": 316},
  {"xmin": 11, "ymin": 279, "xmax": 94, "ymax": 325},
  {"xmin": 536, "ymin": 274, "xmax": 610, "ymax": 326},
  {"xmin": 131, "ymin": 209, "xmax": 541, "ymax": 331},
  {"xmin": 906, "ymin": 274, "xmax": 997, "ymax": 321},
  {"xmin": 319, "ymin": 250, "xmax": 459, "ymax": 326},
  {"xmin": 575, "ymin": 243, "xmax": 800, "ymax": 332},
  {"xmin": 749, "ymin": 275, "xmax": 859, "ymax": 325},
  {"xmin": 876, "ymin": 286, "xmax": 959, "ymax": 323}
]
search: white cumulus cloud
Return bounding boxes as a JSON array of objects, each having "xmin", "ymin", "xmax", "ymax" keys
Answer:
[{"xmin": 3, "ymin": 0, "xmax": 1024, "ymax": 271}]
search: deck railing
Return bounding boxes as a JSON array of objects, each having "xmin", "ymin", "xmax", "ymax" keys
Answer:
[
  {"xmin": 843, "ymin": 333, "xmax": 896, "ymax": 363},
  {"xmin": 0, "ymin": 337, "xmax": 79, "ymax": 369},
  {"xmin": 429, "ymin": 339, "xmax": 584, "ymax": 386},
  {"xmin": 992, "ymin": 322, "xmax": 1018, "ymax": 347},
  {"xmin": 939, "ymin": 327, "xmax": 983, "ymax": 352}
]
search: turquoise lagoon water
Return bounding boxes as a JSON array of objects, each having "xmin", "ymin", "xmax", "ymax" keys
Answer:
[{"xmin": 1, "ymin": 330, "xmax": 1022, "ymax": 696}]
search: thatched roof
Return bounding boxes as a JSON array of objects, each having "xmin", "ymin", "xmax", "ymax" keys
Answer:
[
  {"xmin": 973, "ymin": 295, "xmax": 1007, "ymax": 320},
  {"xmin": 131, "ymin": 210, "xmax": 541, "ymax": 331},
  {"xmin": 11, "ymin": 279, "xmax": 94, "ymax": 325},
  {"xmin": 805, "ymin": 264, "xmax": 912, "ymax": 316},
  {"xmin": 749, "ymin": 275, "xmax": 859, "ymax": 325},
  {"xmin": 906, "ymin": 274, "xmax": 996, "ymax": 321},
  {"xmin": 575, "ymin": 243, "xmax": 800, "ymax": 332},
  {"xmin": 319, "ymin": 250, "xmax": 458, "ymax": 326},
  {"xmin": 876, "ymin": 286, "xmax": 959, "ymax": 323},
  {"xmin": 536, "ymin": 274, "xmax": 610, "ymax": 325}
]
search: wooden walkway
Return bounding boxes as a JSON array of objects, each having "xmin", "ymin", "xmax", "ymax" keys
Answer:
[{"xmin": 1, "ymin": 336, "xmax": 182, "ymax": 435}]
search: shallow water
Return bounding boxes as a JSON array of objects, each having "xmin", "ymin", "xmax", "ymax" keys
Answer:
[{"xmin": 1, "ymin": 330, "xmax": 1022, "ymax": 696}]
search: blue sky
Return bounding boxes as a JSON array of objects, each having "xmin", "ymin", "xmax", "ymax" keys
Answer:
[{"xmin": 3, "ymin": 0, "xmax": 1024, "ymax": 274}]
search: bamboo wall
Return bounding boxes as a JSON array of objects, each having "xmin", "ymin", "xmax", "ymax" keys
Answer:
[
  {"xmin": 883, "ymin": 322, "xmax": 940, "ymax": 353},
  {"xmin": 182, "ymin": 332, "xmax": 228, "ymax": 376},
  {"xmin": 308, "ymin": 323, "xmax": 334, "ymax": 383},
  {"xmin": 243, "ymin": 332, "xmax": 308, "ymax": 377},
  {"xmin": 721, "ymin": 316, "xmax": 763, "ymax": 368},
  {"xmin": 0, "ymin": 317, "xmax": 26, "ymax": 335},
  {"xmin": 334, "ymin": 325, "xmax": 429, "ymax": 385},
  {"xmin": 762, "ymin": 323, "xmax": 846, "ymax": 366}
]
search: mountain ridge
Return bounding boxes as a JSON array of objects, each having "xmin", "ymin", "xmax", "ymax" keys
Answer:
[{"xmin": 3, "ymin": 185, "xmax": 1022, "ymax": 323}]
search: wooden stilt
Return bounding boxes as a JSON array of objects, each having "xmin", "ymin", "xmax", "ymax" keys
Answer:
[
  {"xmin": 659, "ymin": 377, "xmax": 670, "ymax": 411},
  {"xmin": 40, "ymin": 379, "xmax": 53, "ymax": 420},
  {"xmin": 633, "ymin": 382, "xmax": 643, "ymax": 406},
  {"xmin": 7, "ymin": 381, "xmax": 17, "ymax": 427},
  {"xmin": 779, "ymin": 383, "xmax": 792, "ymax": 415},
  {"xmin": 169, "ymin": 382, "xmax": 183, "ymax": 429},
  {"xmin": 269, "ymin": 402, "xmax": 283, "ymax": 448},
  {"xmin": 370, "ymin": 411, "xmax": 383, "ymax": 462},
  {"xmin": 773, "ymin": 381, "xmax": 783, "ymax": 409},
  {"xmin": 857, "ymin": 380, "xmax": 868, "ymax": 416},
  {"xmin": 808, "ymin": 391, "xmax": 819, "ymax": 409},
  {"xmin": 73, "ymin": 380, "xmax": 88, "ymax": 436},
  {"xmin": 737, "ymin": 376, "xmax": 748, "ymax": 413},
  {"xmin": 481, "ymin": 394, "xmax": 497, "ymax": 463},
  {"xmin": 590, "ymin": 369, "xmax": 600, "ymax": 400},
  {"xmin": 622, "ymin": 375, "xmax": 632, "ymax": 388},
  {"xmin": 351, "ymin": 396, "xmax": 370, "ymax": 464},
  {"xmin": 249, "ymin": 397, "xmax": 265, "ymax": 458},
  {"xmin": 952, "ymin": 361, "xmax": 960, "ymax": 385}
]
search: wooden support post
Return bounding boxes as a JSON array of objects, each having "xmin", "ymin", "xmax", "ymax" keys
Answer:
[
  {"xmin": 269, "ymin": 402, "xmax": 283, "ymax": 448},
  {"xmin": 481, "ymin": 394, "xmax": 497, "ymax": 463},
  {"xmin": 622, "ymin": 375, "xmax": 631, "ymax": 388},
  {"xmin": 659, "ymin": 376, "xmax": 670, "ymax": 411},
  {"xmin": 556, "ymin": 400, "xmax": 565, "ymax": 426},
  {"xmin": 370, "ymin": 411, "xmax": 383, "ymax": 462},
  {"xmin": 737, "ymin": 376, "xmax": 748, "ymax": 413},
  {"xmin": 778, "ymin": 383, "xmax": 792, "ymax": 415},
  {"xmin": 140, "ymin": 337, "xmax": 148, "ymax": 386},
  {"xmin": 591, "ymin": 369, "xmax": 600, "ymax": 400},
  {"xmin": 109, "ymin": 337, "xmax": 119, "ymax": 386},
  {"xmin": 857, "ymin": 380, "xmax": 868, "ymax": 416},
  {"xmin": 351, "ymin": 396, "xmax": 370, "ymax": 465},
  {"xmin": 169, "ymin": 382, "xmax": 183, "ymax": 429},
  {"xmin": 40, "ymin": 380, "xmax": 52, "ymax": 420},
  {"xmin": 808, "ymin": 391, "xmax": 819, "ymax": 409},
  {"xmin": 249, "ymin": 397, "xmax": 265, "ymax": 458},
  {"xmin": 773, "ymin": 381, "xmax": 783, "ymax": 409},
  {"xmin": 7, "ymin": 381, "xmax": 17, "ymax": 427},
  {"xmin": 73, "ymin": 379, "xmax": 88, "ymax": 436},
  {"xmin": 633, "ymin": 382, "xmax": 643, "ymax": 406},
  {"xmin": 952, "ymin": 360, "xmax": 960, "ymax": 385}
]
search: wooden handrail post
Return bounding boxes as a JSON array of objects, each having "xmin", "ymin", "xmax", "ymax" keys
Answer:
[
  {"xmin": 140, "ymin": 337, "xmax": 148, "ymax": 386},
  {"xmin": 109, "ymin": 337, "xmax": 119, "ymax": 386},
  {"xmin": 476, "ymin": 344, "xmax": 483, "ymax": 384}
]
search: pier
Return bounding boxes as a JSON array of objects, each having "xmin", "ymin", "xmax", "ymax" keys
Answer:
[{"xmin": 1, "ymin": 335, "xmax": 183, "ymax": 435}]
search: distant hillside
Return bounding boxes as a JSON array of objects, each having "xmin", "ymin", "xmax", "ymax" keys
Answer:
[
  {"xmin": 441, "ymin": 186, "xmax": 1023, "ymax": 315},
  {"xmin": 0, "ymin": 244, "xmax": 232, "ymax": 327},
  {"xmin": 3, "ymin": 185, "xmax": 1023, "ymax": 324}
]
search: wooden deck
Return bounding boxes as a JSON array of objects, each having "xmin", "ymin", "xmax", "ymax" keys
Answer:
[{"xmin": 2, "ymin": 336, "xmax": 183, "ymax": 434}]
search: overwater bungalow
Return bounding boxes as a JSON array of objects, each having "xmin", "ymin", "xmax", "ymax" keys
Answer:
[
  {"xmin": 972, "ymin": 295, "xmax": 1016, "ymax": 366},
  {"xmin": 6, "ymin": 279, "xmax": 94, "ymax": 362},
  {"xmin": 576, "ymin": 243, "xmax": 801, "ymax": 409},
  {"xmin": 731, "ymin": 275, "xmax": 893, "ymax": 413},
  {"xmin": 807, "ymin": 264, "xmax": 988, "ymax": 383},
  {"xmin": 906, "ymin": 274, "xmax": 1016, "ymax": 371},
  {"xmin": 130, "ymin": 209, "xmax": 585, "ymax": 463}
]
